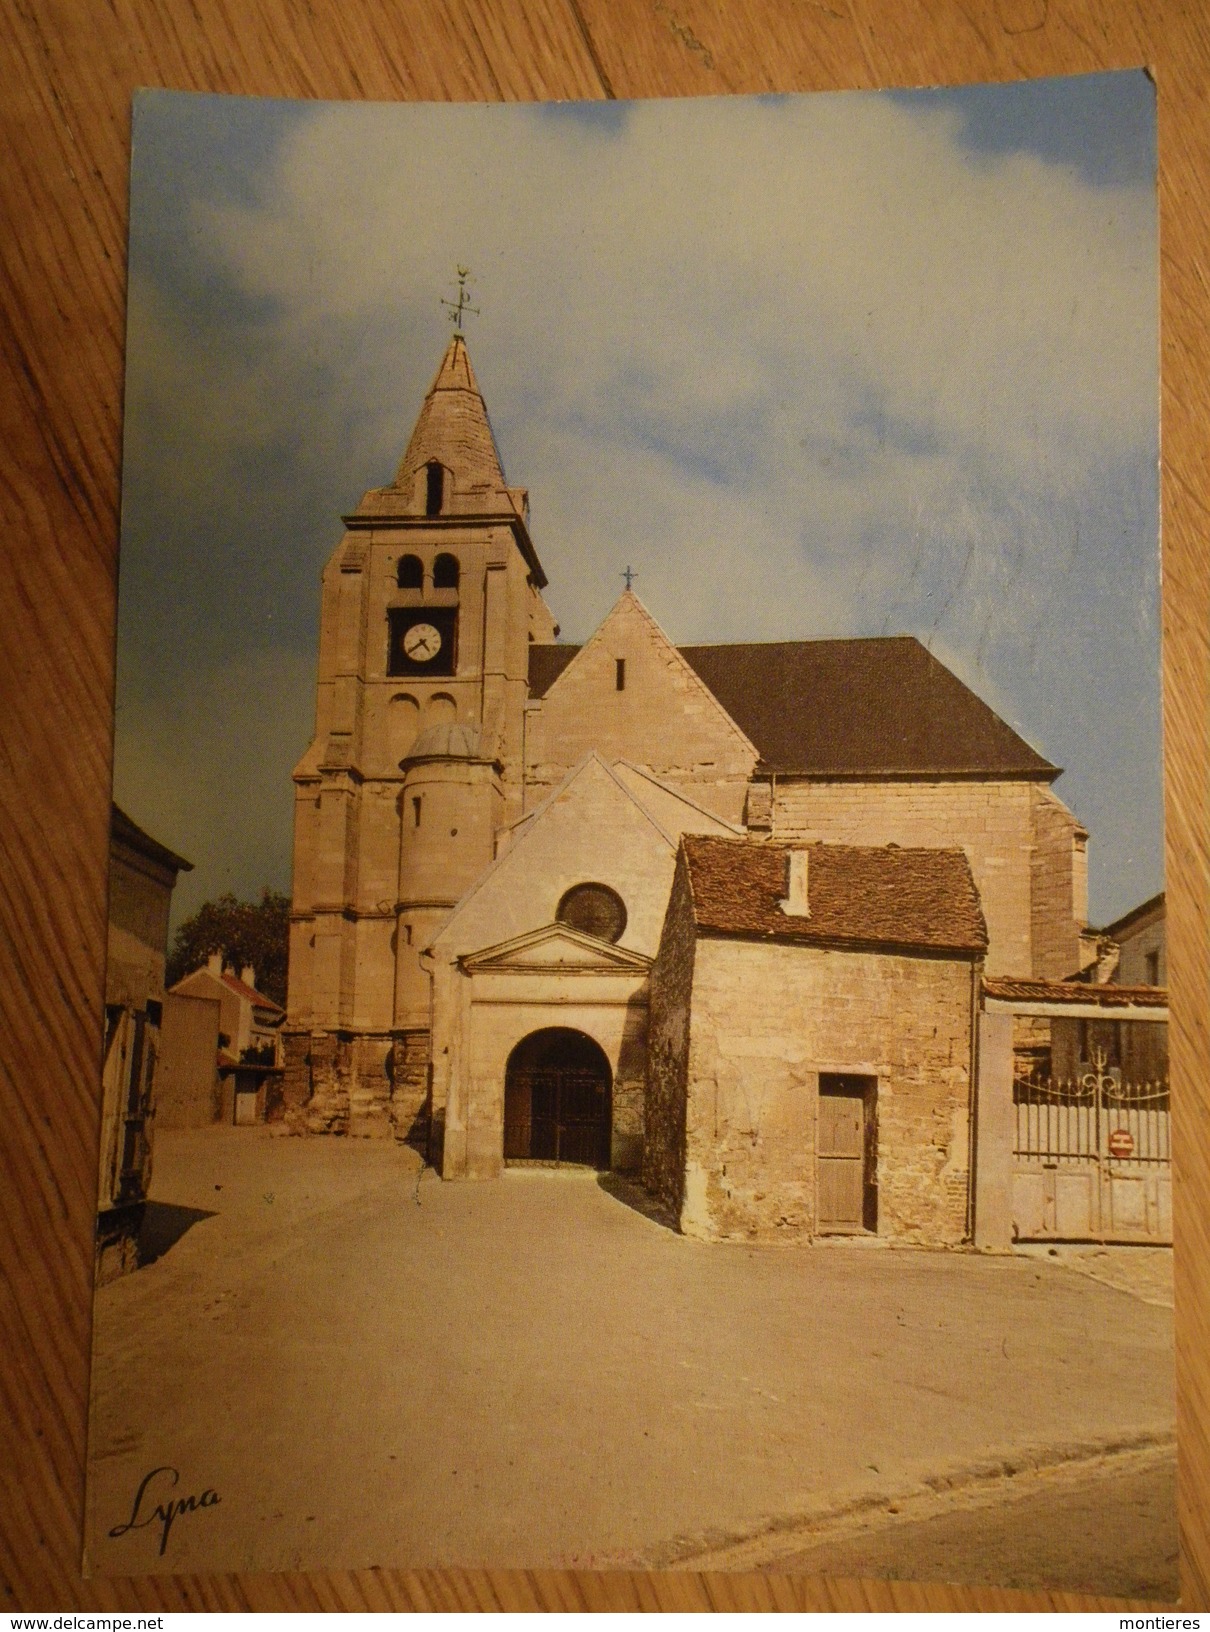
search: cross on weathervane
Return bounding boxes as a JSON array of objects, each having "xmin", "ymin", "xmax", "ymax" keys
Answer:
[
  {"xmin": 440, "ymin": 266, "xmax": 480, "ymax": 331},
  {"xmin": 622, "ymin": 565, "xmax": 638, "ymax": 590}
]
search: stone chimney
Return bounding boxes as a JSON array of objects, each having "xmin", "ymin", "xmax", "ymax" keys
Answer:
[
  {"xmin": 207, "ymin": 951, "xmax": 224, "ymax": 975},
  {"xmin": 778, "ymin": 849, "xmax": 810, "ymax": 917},
  {"xmin": 241, "ymin": 964, "xmax": 256, "ymax": 988}
]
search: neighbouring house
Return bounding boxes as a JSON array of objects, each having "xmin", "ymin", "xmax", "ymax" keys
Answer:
[
  {"xmin": 979, "ymin": 976, "xmax": 1169, "ymax": 1246},
  {"xmin": 170, "ymin": 954, "xmax": 285, "ymax": 1124},
  {"xmin": 153, "ymin": 990, "xmax": 223, "ymax": 1129},
  {"xmin": 1107, "ymin": 890, "xmax": 1166, "ymax": 988},
  {"xmin": 97, "ymin": 806, "xmax": 192, "ymax": 1283},
  {"xmin": 1041, "ymin": 889, "xmax": 1168, "ymax": 1086}
]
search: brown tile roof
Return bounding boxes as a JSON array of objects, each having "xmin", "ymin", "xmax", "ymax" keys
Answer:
[
  {"xmin": 681, "ymin": 835, "xmax": 988, "ymax": 955},
  {"xmin": 982, "ymin": 977, "xmax": 1168, "ymax": 1008},
  {"xmin": 528, "ymin": 636, "xmax": 1056, "ymax": 779},
  {"xmin": 220, "ymin": 971, "xmax": 284, "ymax": 1014}
]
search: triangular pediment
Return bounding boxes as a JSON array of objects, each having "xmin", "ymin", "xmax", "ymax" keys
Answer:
[
  {"xmin": 530, "ymin": 592, "xmax": 759, "ymax": 778},
  {"xmin": 460, "ymin": 921, "xmax": 653, "ymax": 974}
]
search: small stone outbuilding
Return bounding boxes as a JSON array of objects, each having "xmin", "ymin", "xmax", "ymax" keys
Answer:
[{"xmin": 644, "ymin": 835, "xmax": 988, "ymax": 1244}]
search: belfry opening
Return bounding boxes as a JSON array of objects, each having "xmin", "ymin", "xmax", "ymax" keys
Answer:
[{"xmin": 503, "ymin": 1028, "xmax": 612, "ymax": 1169}]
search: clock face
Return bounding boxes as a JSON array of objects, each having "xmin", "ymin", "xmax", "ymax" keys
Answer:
[
  {"xmin": 402, "ymin": 622, "xmax": 442, "ymax": 662},
  {"xmin": 388, "ymin": 607, "xmax": 456, "ymax": 676}
]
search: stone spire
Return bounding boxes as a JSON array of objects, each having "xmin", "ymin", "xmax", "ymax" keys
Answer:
[{"xmin": 392, "ymin": 333, "xmax": 508, "ymax": 496}]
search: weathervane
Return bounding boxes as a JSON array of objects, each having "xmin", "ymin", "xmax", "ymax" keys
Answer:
[
  {"xmin": 622, "ymin": 565, "xmax": 638, "ymax": 590},
  {"xmin": 441, "ymin": 265, "xmax": 480, "ymax": 331}
]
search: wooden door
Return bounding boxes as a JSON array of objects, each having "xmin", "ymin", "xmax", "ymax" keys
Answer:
[{"xmin": 817, "ymin": 1081, "xmax": 869, "ymax": 1233}]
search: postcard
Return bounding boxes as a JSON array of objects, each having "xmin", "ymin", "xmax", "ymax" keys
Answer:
[{"xmin": 88, "ymin": 76, "xmax": 1171, "ymax": 1593}]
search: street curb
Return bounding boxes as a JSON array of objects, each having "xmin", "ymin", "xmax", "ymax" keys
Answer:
[{"xmin": 652, "ymin": 1430, "xmax": 1177, "ymax": 1571}]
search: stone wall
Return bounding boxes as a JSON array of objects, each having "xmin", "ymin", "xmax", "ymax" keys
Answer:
[
  {"xmin": 281, "ymin": 1029, "xmax": 394, "ymax": 1136},
  {"xmin": 154, "ymin": 992, "xmax": 222, "ymax": 1129},
  {"xmin": 391, "ymin": 1029, "xmax": 432, "ymax": 1152},
  {"xmin": 679, "ymin": 936, "xmax": 977, "ymax": 1244},
  {"xmin": 642, "ymin": 852, "xmax": 696, "ymax": 1215},
  {"xmin": 438, "ymin": 970, "xmax": 649, "ymax": 1181},
  {"xmin": 1116, "ymin": 902, "xmax": 1166, "ymax": 987},
  {"xmin": 1030, "ymin": 786, "xmax": 1087, "ymax": 979},
  {"xmin": 525, "ymin": 594, "xmax": 756, "ymax": 823},
  {"xmin": 772, "ymin": 777, "xmax": 1037, "ymax": 977},
  {"xmin": 430, "ymin": 755, "xmax": 686, "ymax": 964}
]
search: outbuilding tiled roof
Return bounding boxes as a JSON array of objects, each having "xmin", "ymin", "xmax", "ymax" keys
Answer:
[
  {"xmin": 982, "ymin": 976, "xmax": 1168, "ymax": 1008},
  {"xmin": 681, "ymin": 835, "xmax": 988, "ymax": 955},
  {"xmin": 528, "ymin": 635, "xmax": 1056, "ymax": 780}
]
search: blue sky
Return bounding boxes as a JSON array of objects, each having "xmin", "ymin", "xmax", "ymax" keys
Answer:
[{"xmin": 115, "ymin": 75, "xmax": 1160, "ymax": 930}]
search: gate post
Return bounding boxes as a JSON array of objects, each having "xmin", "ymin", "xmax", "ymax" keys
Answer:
[{"xmin": 974, "ymin": 1010, "xmax": 1014, "ymax": 1251}]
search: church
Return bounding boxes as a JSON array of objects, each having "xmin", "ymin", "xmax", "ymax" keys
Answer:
[{"xmin": 282, "ymin": 332, "xmax": 1092, "ymax": 1243}]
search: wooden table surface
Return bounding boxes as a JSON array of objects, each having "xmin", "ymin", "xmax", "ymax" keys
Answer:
[{"xmin": 2, "ymin": 0, "xmax": 1207, "ymax": 1612}]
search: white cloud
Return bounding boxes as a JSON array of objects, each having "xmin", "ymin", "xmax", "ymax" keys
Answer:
[
  {"xmin": 179, "ymin": 93, "xmax": 1156, "ymax": 651},
  {"xmin": 120, "ymin": 85, "xmax": 1160, "ymax": 922}
]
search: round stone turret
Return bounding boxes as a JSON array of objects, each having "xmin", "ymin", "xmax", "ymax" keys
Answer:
[{"xmin": 394, "ymin": 720, "xmax": 504, "ymax": 1030}]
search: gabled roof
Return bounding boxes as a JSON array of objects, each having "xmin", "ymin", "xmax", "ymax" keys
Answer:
[
  {"xmin": 528, "ymin": 642, "xmax": 580, "ymax": 697},
  {"xmin": 171, "ymin": 964, "xmax": 284, "ymax": 1016},
  {"xmin": 529, "ymin": 635, "xmax": 1056, "ymax": 780},
  {"xmin": 680, "ymin": 835, "xmax": 988, "ymax": 956},
  {"xmin": 220, "ymin": 971, "xmax": 284, "ymax": 1016},
  {"xmin": 609, "ymin": 761, "xmax": 744, "ymax": 838},
  {"xmin": 533, "ymin": 591, "xmax": 758, "ymax": 765},
  {"xmin": 1100, "ymin": 890, "xmax": 1165, "ymax": 940}
]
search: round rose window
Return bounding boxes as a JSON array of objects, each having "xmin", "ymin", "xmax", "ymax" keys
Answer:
[{"xmin": 556, "ymin": 883, "xmax": 627, "ymax": 944}]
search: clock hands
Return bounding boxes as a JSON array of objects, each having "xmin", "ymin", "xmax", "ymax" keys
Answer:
[{"xmin": 403, "ymin": 621, "xmax": 443, "ymax": 663}]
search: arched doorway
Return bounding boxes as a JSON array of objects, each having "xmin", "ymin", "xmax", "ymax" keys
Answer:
[{"xmin": 503, "ymin": 1028, "xmax": 612, "ymax": 1169}]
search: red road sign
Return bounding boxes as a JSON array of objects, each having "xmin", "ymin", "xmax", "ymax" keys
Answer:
[{"xmin": 1108, "ymin": 1128, "xmax": 1135, "ymax": 1159}]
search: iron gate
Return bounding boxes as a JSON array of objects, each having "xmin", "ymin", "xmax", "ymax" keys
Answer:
[
  {"xmin": 503, "ymin": 1063, "xmax": 611, "ymax": 1168},
  {"xmin": 1012, "ymin": 1046, "xmax": 1171, "ymax": 1242}
]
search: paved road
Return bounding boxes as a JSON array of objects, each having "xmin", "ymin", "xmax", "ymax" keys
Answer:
[{"xmin": 87, "ymin": 1129, "xmax": 1175, "ymax": 1586}]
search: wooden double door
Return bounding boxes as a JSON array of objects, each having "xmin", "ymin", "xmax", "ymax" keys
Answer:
[
  {"xmin": 503, "ymin": 1027, "xmax": 613, "ymax": 1169},
  {"xmin": 817, "ymin": 1074, "xmax": 878, "ymax": 1234}
]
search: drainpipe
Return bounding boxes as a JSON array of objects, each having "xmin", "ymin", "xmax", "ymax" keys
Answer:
[
  {"xmin": 419, "ymin": 946, "xmax": 437, "ymax": 1170},
  {"xmin": 966, "ymin": 955, "xmax": 982, "ymax": 1243}
]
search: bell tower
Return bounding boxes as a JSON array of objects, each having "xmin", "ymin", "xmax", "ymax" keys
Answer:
[{"xmin": 284, "ymin": 332, "xmax": 559, "ymax": 1138}]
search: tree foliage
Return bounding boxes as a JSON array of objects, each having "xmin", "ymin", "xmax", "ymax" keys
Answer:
[{"xmin": 167, "ymin": 888, "xmax": 291, "ymax": 1007}]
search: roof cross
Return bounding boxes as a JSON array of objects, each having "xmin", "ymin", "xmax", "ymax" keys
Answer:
[
  {"xmin": 441, "ymin": 265, "xmax": 480, "ymax": 331},
  {"xmin": 622, "ymin": 565, "xmax": 638, "ymax": 590}
]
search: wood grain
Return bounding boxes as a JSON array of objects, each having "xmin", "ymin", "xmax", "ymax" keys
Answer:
[{"xmin": 1, "ymin": 0, "xmax": 1205, "ymax": 1611}]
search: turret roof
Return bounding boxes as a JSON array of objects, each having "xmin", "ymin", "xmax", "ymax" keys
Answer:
[{"xmin": 392, "ymin": 333, "xmax": 507, "ymax": 494}]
